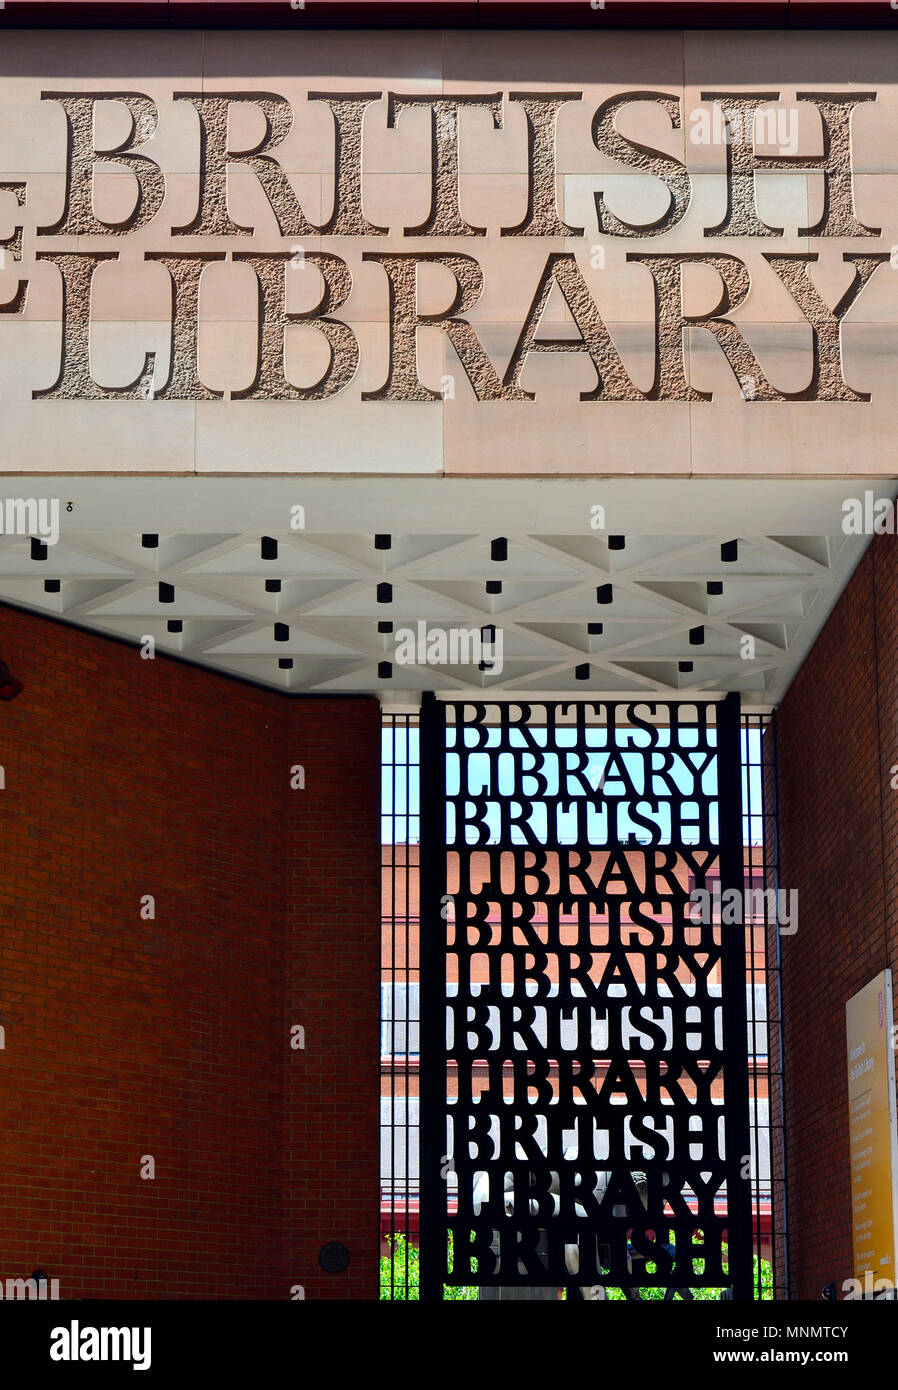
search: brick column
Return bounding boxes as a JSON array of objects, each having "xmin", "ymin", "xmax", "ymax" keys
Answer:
[{"xmin": 282, "ymin": 697, "xmax": 382, "ymax": 1299}]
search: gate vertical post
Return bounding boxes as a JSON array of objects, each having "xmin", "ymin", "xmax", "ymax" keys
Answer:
[
  {"xmin": 718, "ymin": 690, "xmax": 754, "ymax": 1301},
  {"xmin": 419, "ymin": 691, "xmax": 446, "ymax": 1302}
]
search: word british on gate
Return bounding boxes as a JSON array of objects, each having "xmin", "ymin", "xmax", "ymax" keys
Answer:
[{"xmin": 0, "ymin": 88, "xmax": 890, "ymax": 402}]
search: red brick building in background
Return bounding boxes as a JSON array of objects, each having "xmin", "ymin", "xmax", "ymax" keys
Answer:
[
  {"xmin": 0, "ymin": 602, "xmax": 381, "ymax": 1300},
  {"xmin": 774, "ymin": 531, "xmax": 898, "ymax": 1300},
  {"xmin": 381, "ymin": 842, "xmax": 773, "ymax": 1266}
]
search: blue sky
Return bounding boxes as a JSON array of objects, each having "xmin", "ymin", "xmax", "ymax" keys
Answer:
[{"xmin": 382, "ymin": 724, "xmax": 764, "ymax": 847}]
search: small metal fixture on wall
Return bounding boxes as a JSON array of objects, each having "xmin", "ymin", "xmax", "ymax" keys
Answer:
[{"xmin": 0, "ymin": 659, "xmax": 23, "ymax": 701}]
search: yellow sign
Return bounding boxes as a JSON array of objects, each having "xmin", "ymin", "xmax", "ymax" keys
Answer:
[{"xmin": 846, "ymin": 970, "xmax": 898, "ymax": 1290}]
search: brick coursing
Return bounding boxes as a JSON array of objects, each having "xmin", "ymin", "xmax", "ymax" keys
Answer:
[
  {"xmin": 773, "ymin": 535, "xmax": 898, "ymax": 1300},
  {"xmin": 0, "ymin": 604, "xmax": 380, "ymax": 1299}
]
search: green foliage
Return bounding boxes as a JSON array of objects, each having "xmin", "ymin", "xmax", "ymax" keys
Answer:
[
  {"xmin": 602, "ymin": 1247, "xmax": 774, "ymax": 1301},
  {"xmin": 380, "ymin": 1232, "xmax": 477, "ymax": 1300},
  {"xmin": 381, "ymin": 1233, "xmax": 774, "ymax": 1302},
  {"xmin": 380, "ymin": 1233, "xmax": 419, "ymax": 1300}
]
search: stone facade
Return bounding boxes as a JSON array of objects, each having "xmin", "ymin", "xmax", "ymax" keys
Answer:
[{"xmin": 2, "ymin": 30, "xmax": 898, "ymax": 474}]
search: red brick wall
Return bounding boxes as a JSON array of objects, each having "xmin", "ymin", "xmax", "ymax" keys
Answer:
[
  {"xmin": 0, "ymin": 603, "xmax": 380, "ymax": 1299},
  {"xmin": 283, "ymin": 698, "xmax": 382, "ymax": 1300},
  {"xmin": 762, "ymin": 734, "xmax": 787, "ymax": 1295},
  {"xmin": 774, "ymin": 534, "xmax": 898, "ymax": 1299}
]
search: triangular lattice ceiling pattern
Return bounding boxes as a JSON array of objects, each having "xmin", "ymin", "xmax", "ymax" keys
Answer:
[{"xmin": 0, "ymin": 475, "xmax": 872, "ymax": 709}]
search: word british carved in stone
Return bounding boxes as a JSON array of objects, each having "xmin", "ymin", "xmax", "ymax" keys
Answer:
[{"xmin": 28, "ymin": 89, "xmax": 880, "ymax": 242}]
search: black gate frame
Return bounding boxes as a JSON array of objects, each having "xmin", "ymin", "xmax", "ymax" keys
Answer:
[{"xmin": 419, "ymin": 693, "xmax": 752, "ymax": 1301}]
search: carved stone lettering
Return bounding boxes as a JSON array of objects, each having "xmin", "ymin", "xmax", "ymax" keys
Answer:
[
  {"xmin": 0, "ymin": 182, "xmax": 27, "ymax": 315},
  {"xmin": 503, "ymin": 252, "xmax": 642, "ymax": 401},
  {"xmin": 702, "ymin": 91, "xmax": 879, "ymax": 238},
  {"xmin": 700, "ymin": 93, "xmax": 785, "ymax": 238},
  {"xmin": 233, "ymin": 251, "xmax": 359, "ymax": 399},
  {"xmin": 38, "ymin": 93, "xmax": 165, "ymax": 237},
  {"xmin": 628, "ymin": 252, "xmax": 788, "ymax": 402},
  {"xmin": 0, "ymin": 182, "xmax": 26, "ymax": 264},
  {"xmin": 502, "ymin": 93, "xmax": 584, "ymax": 237},
  {"xmin": 793, "ymin": 94, "xmax": 881, "ymax": 237},
  {"xmin": 145, "ymin": 253, "xmax": 226, "ymax": 400},
  {"xmin": 0, "ymin": 82, "xmax": 892, "ymax": 409},
  {"xmin": 592, "ymin": 92, "xmax": 692, "ymax": 237},
  {"xmin": 308, "ymin": 93, "xmax": 388, "ymax": 236},
  {"xmin": 763, "ymin": 252, "xmax": 888, "ymax": 400},
  {"xmin": 171, "ymin": 94, "xmax": 318, "ymax": 237},
  {"xmin": 33, "ymin": 252, "xmax": 155, "ymax": 399},
  {"xmin": 386, "ymin": 94, "xmax": 504, "ymax": 236},
  {"xmin": 362, "ymin": 252, "xmax": 523, "ymax": 401}
]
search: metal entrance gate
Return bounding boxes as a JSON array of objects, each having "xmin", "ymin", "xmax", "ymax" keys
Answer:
[{"xmin": 419, "ymin": 694, "xmax": 753, "ymax": 1301}]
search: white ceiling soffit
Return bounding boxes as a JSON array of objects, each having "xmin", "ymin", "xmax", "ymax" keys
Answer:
[{"xmin": 0, "ymin": 476, "xmax": 885, "ymax": 712}]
